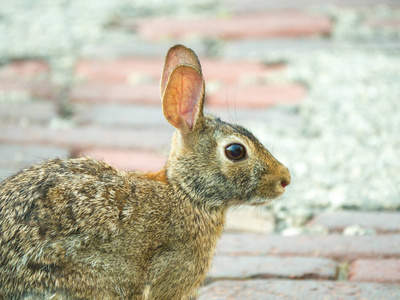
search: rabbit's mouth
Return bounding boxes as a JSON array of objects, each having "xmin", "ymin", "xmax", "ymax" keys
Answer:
[{"xmin": 247, "ymin": 184, "xmax": 287, "ymax": 206}]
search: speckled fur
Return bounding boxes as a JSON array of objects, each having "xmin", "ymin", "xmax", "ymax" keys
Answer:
[{"xmin": 0, "ymin": 45, "xmax": 290, "ymax": 300}]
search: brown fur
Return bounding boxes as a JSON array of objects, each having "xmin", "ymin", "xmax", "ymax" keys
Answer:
[{"xmin": 0, "ymin": 45, "xmax": 290, "ymax": 299}]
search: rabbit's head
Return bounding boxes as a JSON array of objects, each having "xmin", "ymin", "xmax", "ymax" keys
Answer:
[{"xmin": 161, "ymin": 45, "xmax": 290, "ymax": 208}]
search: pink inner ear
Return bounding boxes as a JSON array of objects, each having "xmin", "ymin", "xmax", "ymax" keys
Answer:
[
  {"xmin": 163, "ymin": 65, "xmax": 204, "ymax": 131},
  {"xmin": 161, "ymin": 45, "xmax": 202, "ymax": 99},
  {"xmin": 177, "ymin": 72, "xmax": 203, "ymax": 129}
]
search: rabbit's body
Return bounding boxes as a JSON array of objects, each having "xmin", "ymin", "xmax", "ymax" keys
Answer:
[
  {"xmin": 0, "ymin": 45, "xmax": 290, "ymax": 299},
  {"xmin": 0, "ymin": 158, "xmax": 223, "ymax": 299}
]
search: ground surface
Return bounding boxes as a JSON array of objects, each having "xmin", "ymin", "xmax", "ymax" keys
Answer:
[{"xmin": 0, "ymin": 0, "xmax": 399, "ymax": 298}]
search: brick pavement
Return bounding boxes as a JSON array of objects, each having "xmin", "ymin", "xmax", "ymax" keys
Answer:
[
  {"xmin": 1, "ymin": 0, "xmax": 399, "ymax": 298},
  {"xmin": 132, "ymin": 12, "xmax": 332, "ymax": 40},
  {"xmin": 198, "ymin": 280, "xmax": 400, "ymax": 300}
]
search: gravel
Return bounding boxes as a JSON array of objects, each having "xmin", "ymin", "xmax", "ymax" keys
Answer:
[{"xmin": 248, "ymin": 48, "xmax": 400, "ymax": 230}]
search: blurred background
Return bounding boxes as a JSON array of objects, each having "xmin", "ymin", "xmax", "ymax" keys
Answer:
[{"xmin": 0, "ymin": 0, "xmax": 399, "ymax": 232}]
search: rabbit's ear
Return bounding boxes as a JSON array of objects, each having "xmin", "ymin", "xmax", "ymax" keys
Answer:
[
  {"xmin": 161, "ymin": 45, "xmax": 202, "ymax": 99},
  {"xmin": 162, "ymin": 64, "xmax": 205, "ymax": 133}
]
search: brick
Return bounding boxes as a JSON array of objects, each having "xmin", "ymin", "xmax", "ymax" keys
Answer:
[
  {"xmin": 75, "ymin": 104, "xmax": 302, "ymax": 132},
  {"xmin": 0, "ymin": 144, "xmax": 70, "ymax": 170},
  {"xmin": 198, "ymin": 279, "xmax": 400, "ymax": 300},
  {"xmin": 75, "ymin": 57, "xmax": 284, "ymax": 85},
  {"xmin": 0, "ymin": 100, "xmax": 57, "ymax": 126},
  {"xmin": 0, "ymin": 125, "xmax": 173, "ymax": 153},
  {"xmin": 75, "ymin": 58, "xmax": 163, "ymax": 83},
  {"xmin": 207, "ymin": 84, "xmax": 306, "ymax": 108},
  {"xmin": 0, "ymin": 59, "xmax": 50, "ymax": 81},
  {"xmin": 76, "ymin": 148, "xmax": 167, "ymax": 172},
  {"xmin": 308, "ymin": 211, "xmax": 400, "ymax": 233},
  {"xmin": 217, "ymin": 233, "xmax": 400, "ymax": 260},
  {"xmin": 349, "ymin": 259, "xmax": 400, "ymax": 283},
  {"xmin": 210, "ymin": 255, "xmax": 336, "ymax": 280},
  {"xmin": 26, "ymin": 82, "xmax": 55, "ymax": 99},
  {"xmin": 71, "ymin": 83, "xmax": 160, "ymax": 105},
  {"xmin": 71, "ymin": 83, "xmax": 305, "ymax": 109},
  {"xmin": 0, "ymin": 80, "xmax": 55, "ymax": 100},
  {"xmin": 367, "ymin": 18, "xmax": 400, "ymax": 30},
  {"xmin": 135, "ymin": 12, "xmax": 332, "ymax": 40},
  {"xmin": 74, "ymin": 104, "xmax": 167, "ymax": 128},
  {"xmin": 0, "ymin": 80, "xmax": 34, "ymax": 94},
  {"xmin": 225, "ymin": 207, "xmax": 275, "ymax": 234},
  {"xmin": 201, "ymin": 60, "xmax": 284, "ymax": 84}
]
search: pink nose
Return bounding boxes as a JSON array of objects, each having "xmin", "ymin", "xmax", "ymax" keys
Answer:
[{"xmin": 279, "ymin": 166, "xmax": 291, "ymax": 189}]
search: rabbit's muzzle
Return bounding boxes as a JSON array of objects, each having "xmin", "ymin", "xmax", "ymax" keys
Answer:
[
  {"xmin": 273, "ymin": 164, "xmax": 291, "ymax": 196},
  {"xmin": 280, "ymin": 166, "xmax": 291, "ymax": 189},
  {"xmin": 249, "ymin": 163, "xmax": 291, "ymax": 206}
]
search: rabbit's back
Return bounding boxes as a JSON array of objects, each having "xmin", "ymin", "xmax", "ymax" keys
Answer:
[
  {"xmin": 0, "ymin": 158, "xmax": 139, "ymax": 298},
  {"xmin": 0, "ymin": 158, "xmax": 130, "ymax": 240}
]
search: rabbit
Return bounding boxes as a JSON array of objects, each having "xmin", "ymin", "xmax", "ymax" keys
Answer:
[{"xmin": 0, "ymin": 44, "xmax": 291, "ymax": 300}]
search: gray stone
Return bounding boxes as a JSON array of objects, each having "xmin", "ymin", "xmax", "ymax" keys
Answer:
[
  {"xmin": 198, "ymin": 279, "xmax": 400, "ymax": 300},
  {"xmin": 222, "ymin": 39, "xmax": 400, "ymax": 60},
  {"xmin": 209, "ymin": 255, "xmax": 337, "ymax": 280},
  {"xmin": 308, "ymin": 211, "xmax": 400, "ymax": 233},
  {"xmin": 224, "ymin": 0, "xmax": 400, "ymax": 13},
  {"xmin": 217, "ymin": 233, "xmax": 400, "ymax": 260}
]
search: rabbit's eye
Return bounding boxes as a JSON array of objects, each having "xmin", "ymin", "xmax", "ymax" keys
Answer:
[{"xmin": 225, "ymin": 143, "xmax": 247, "ymax": 161}]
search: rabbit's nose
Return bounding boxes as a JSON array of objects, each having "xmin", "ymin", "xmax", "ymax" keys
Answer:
[
  {"xmin": 280, "ymin": 167, "xmax": 291, "ymax": 188},
  {"xmin": 281, "ymin": 179, "xmax": 289, "ymax": 188}
]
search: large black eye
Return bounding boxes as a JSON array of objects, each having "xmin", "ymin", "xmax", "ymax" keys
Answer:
[{"xmin": 225, "ymin": 143, "xmax": 247, "ymax": 161}]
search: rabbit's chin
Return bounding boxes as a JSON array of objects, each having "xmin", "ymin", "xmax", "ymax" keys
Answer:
[
  {"xmin": 246, "ymin": 197, "xmax": 276, "ymax": 206},
  {"xmin": 247, "ymin": 192, "xmax": 285, "ymax": 206}
]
